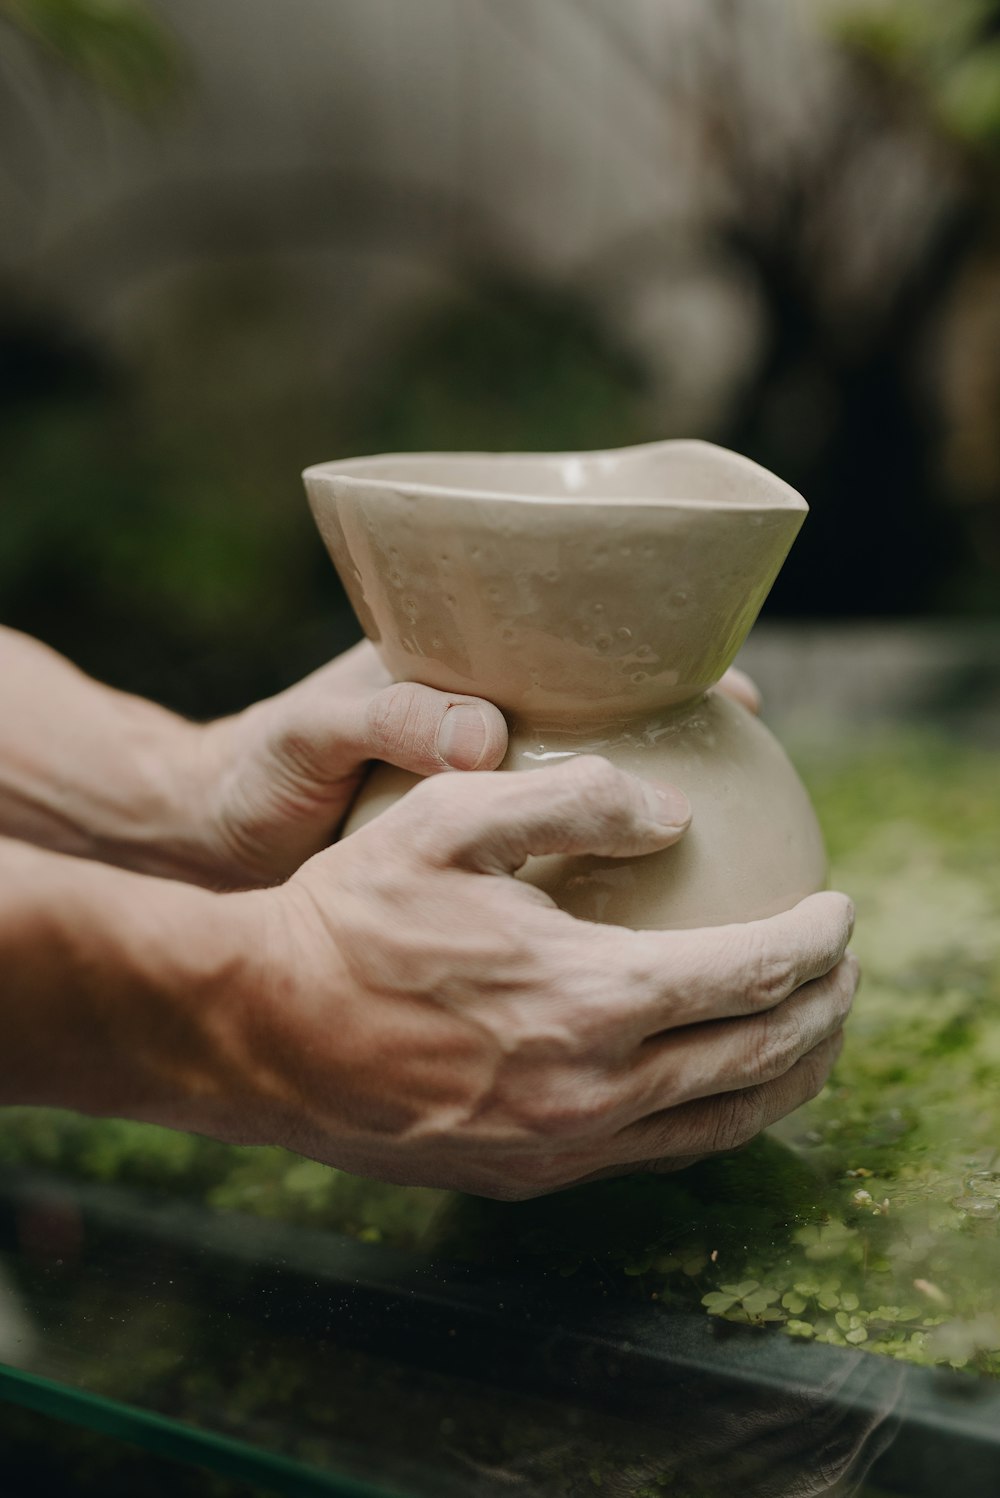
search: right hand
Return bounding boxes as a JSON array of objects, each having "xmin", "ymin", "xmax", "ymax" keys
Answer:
[{"xmin": 221, "ymin": 756, "xmax": 856, "ymax": 1199}]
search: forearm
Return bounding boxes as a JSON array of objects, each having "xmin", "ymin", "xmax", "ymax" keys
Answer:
[
  {"xmin": 0, "ymin": 836, "xmax": 253, "ymax": 1126},
  {"xmin": 0, "ymin": 627, "xmax": 214, "ymax": 882}
]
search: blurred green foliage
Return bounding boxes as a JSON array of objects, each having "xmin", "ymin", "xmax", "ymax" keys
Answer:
[
  {"xmin": 2, "ymin": 0, "xmax": 1000, "ymax": 701},
  {"xmin": 0, "ymin": 0, "xmax": 180, "ymax": 112},
  {"xmin": 836, "ymin": 0, "xmax": 1000, "ymax": 150},
  {"xmin": 0, "ymin": 275, "xmax": 652, "ymax": 715},
  {"xmin": 350, "ymin": 276, "xmax": 650, "ymax": 458}
]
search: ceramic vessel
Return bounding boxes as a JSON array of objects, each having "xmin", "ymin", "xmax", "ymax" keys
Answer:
[{"xmin": 303, "ymin": 440, "xmax": 825, "ymax": 930}]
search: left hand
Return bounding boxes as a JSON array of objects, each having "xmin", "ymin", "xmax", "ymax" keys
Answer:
[
  {"xmin": 192, "ymin": 641, "xmax": 509, "ymax": 886},
  {"xmin": 190, "ymin": 651, "xmax": 761, "ymax": 889},
  {"xmin": 0, "ymin": 628, "xmax": 759, "ymax": 892}
]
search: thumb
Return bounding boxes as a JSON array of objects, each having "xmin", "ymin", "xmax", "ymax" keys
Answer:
[
  {"xmin": 389, "ymin": 754, "xmax": 691, "ymax": 874},
  {"xmin": 360, "ymin": 681, "xmax": 509, "ymax": 773},
  {"xmin": 270, "ymin": 678, "xmax": 509, "ymax": 784}
]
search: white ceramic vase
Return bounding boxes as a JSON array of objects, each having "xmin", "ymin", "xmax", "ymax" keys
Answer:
[{"xmin": 303, "ymin": 440, "xmax": 825, "ymax": 930}]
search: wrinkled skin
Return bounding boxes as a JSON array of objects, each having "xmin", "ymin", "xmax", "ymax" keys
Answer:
[
  {"xmin": 0, "ymin": 627, "xmax": 857, "ymax": 1198},
  {"xmin": 223, "ymin": 753, "xmax": 857, "ymax": 1198},
  {"xmin": 195, "ymin": 644, "xmax": 763, "ymax": 886}
]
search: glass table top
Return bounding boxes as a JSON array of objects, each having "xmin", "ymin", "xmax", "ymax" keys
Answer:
[{"xmin": 2, "ymin": 725, "xmax": 999, "ymax": 1497}]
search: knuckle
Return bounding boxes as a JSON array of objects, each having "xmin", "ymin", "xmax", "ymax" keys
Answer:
[
  {"xmin": 366, "ymin": 682, "xmax": 433, "ymax": 759},
  {"xmin": 561, "ymin": 755, "xmax": 641, "ymax": 842},
  {"xmin": 564, "ymin": 754, "xmax": 623, "ymax": 809},
  {"xmin": 801, "ymin": 1041, "xmax": 837, "ymax": 1100},
  {"xmin": 834, "ymin": 959, "xmax": 860, "ymax": 1017},
  {"xmin": 743, "ymin": 927, "xmax": 795, "ymax": 1011},
  {"xmin": 747, "ymin": 1010, "xmax": 801, "ymax": 1084},
  {"xmin": 704, "ymin": 1090, "xmax": 766, "ymax": 1154}
]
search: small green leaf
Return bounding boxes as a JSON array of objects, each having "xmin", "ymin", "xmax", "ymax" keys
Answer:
[
  {"xmin": 702, "ymin": 1292, "xmax": 739, "ymax": 1314},
  {"xmin": 742, "ymin": 1288, "xmax": 781, "ymax": 1316}
]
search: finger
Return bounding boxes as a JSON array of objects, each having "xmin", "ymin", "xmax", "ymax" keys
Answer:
[
  {"xmin": 361, "ymin": 681, "xmax": 509, "ymax": 772},
  {"xmin": 624, "ymin": 954, "xmax": 858, "ymax": 1120},
  {"xmin": 620, "ymin": 890, "xmax": 855, "ymax": 1033},
  {"xmin": 714, "ymin": 666, "xmax": 761, "ymax": 714},
  {"xmin": 394, "ymin": 755, "xmax": 691, "ymax": 871},
  {"xmin": 273, "ymin": 676, "xmax": 509, "ymax": 780},
  {"xmin": 603, "ymin": 1030, "xmax": 843, "ymax": 1171}
]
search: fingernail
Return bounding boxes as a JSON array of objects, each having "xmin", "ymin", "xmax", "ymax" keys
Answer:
[
  {"xmin": 644, "ymin": 783, "xmax": 691, "ymax": 828},
  {"xmin": 437, "ymin": 704, "xmax": 490, "ymax": 769}
]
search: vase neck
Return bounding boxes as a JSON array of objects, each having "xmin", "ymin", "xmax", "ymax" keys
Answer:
[{"xmin": 507, "ymin": 692, "xmax": 711, "ymax": 748}]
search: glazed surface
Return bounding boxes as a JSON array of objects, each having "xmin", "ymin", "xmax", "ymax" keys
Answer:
[
  {"xmin": 304, "ymin": 441, "xmax": 807, "ymax": 722},
  {"xmin": 341, "ymin": 693, "xmax": 826, "ymax": 931},
  {"xmin": 305, "ymin": 439, "xmax": 825, "ymax": 929}
]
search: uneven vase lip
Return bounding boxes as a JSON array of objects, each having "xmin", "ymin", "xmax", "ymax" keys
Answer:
[{"xmin": 302, "ymin": 438, "xmax": 807, "ymax": 515}]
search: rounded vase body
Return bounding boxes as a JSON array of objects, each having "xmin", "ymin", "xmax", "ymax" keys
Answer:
[{"xmin": 304, "ymin": 440, "xmax": 826, "ymax": 930}]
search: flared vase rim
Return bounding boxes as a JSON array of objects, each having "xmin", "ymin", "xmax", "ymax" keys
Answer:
[{"xmin": 302, "ymin": 438, "xmax": 807, "ymax": 516}]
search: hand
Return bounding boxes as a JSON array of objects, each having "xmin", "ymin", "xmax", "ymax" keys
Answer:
[
  {"xmin": 192, "ymin": 642, "xmax": 509, "ymax": 887},
  {"xmin": 220, "ymin": 756, "xmax": 856, "ymax": 1198},
  {"xmin": 0, "ymin": 627, "xmax": 761, "ymax": 891},
  {"xmin": 191, "ymin": 651, "xmax": 760, "ymax": 889},
  {"xmin": 715, "ymin": 666, "xmax": 761, "ymax": 714}
]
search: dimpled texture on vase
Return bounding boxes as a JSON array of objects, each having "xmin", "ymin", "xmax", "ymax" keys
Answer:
[{"xmin": 303, "ymin": 440, "xmax": 826, "ymax": 930}]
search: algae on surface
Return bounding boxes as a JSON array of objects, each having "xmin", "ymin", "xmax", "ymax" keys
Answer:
[{"xmin": 1, "ymin": 734, "xmax": 999, "ymax": 1375}]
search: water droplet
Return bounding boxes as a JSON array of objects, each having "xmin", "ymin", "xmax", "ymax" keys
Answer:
[
  {"xmin": 630, "ymin": 671, "xmax": 649, "ymax": 684},
  {"xmin": 595, "ymin": 634, "xmax": 611, "ymax": 652},
  {"xmin": 617, "ymin": 626, "xmax": 632, "ymax": 643},
  {"xmin": 592, "ymin": 602, "xmax": 605, "ymax": 614}
]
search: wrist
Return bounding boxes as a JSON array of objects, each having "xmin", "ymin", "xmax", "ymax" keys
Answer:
[{"xmin": 0, "ymin": 838, "xmax": 261, "ymax": 1128}]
